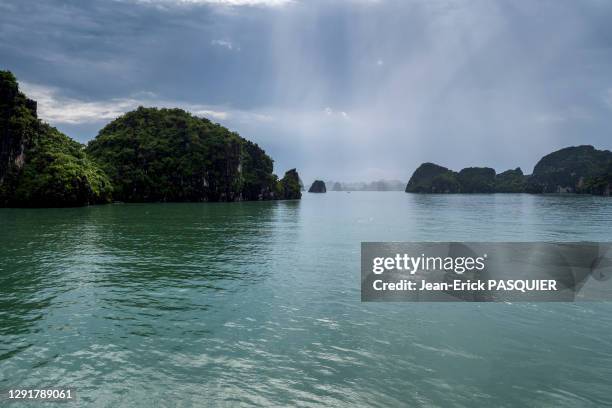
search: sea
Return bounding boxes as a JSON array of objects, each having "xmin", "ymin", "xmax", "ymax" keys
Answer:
[{"xmin": 1, "ymin": 192, "xmax": 611, "ymax": 407}]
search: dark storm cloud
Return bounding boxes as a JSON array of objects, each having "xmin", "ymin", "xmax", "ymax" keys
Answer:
[
  {"xmin": 0, "ymin": 0, "xmax": 279, "ymax": 104},
  {"xmin": 2, "ymin": 0, "xmax": 612, "ymax": 182}
]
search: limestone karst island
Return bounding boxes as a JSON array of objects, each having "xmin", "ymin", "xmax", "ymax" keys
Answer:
[
  {"xmin": 405, "ymin": 146, "xmax": 612, "ymax": 195},
  {"xmin": 2, "ymin": 69, "xmax": 611, "ymax": 209},
  {"xmin": 0, "ymin": 71, "xmax": 301, "ymax": 207}
]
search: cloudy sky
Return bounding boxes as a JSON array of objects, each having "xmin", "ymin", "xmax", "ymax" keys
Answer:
[{"xmin": 2, "ymin": 0, "xmax": 612, "ymax": 182}]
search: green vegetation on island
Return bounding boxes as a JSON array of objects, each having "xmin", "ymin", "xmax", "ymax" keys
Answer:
[
  {"xmin": 0, "ymin": 71, "xmax": 112, "ymax": 207},
  {"xmin": 495, "ymin": 168, "xmax": 527, "ymax": 193},
  {"xmin": 0, "ymin": 71, "xmax": 301, "ymax": 207},
  {"xmin": 406, "ymin": 146, "xmax": 612, "ymax": 196},
  {"xmin": 87, "ymin": 107, "xmax": 272, "ymax": 202},
  {"xmin": 582, "ymin": 161, "xmax": 612, "ymax": 195},
  {"xmin": 457, "ymin": 167, "xmax": 496, "ymax": 193}
]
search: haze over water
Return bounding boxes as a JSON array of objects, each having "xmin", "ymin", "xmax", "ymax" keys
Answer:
[{"xmin": 1, "ymin": 192, "xmax": 612, "ymax": 407}]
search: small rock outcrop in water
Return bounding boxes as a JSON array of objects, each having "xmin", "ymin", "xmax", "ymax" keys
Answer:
[
  {"xmin": 526, "ymin": 145, "xmax": 612, "ymax": 194},
  {"xmin": 308, "ymin": 180, "xmax": 327, "ymax": 193},
  {"xmin": 405, "ymin": 163, "xmax": 460, "ymax": 193},
  {"xmin": 277, "ymin": 169, "xmax": 302, "ymax": 199},
  {"xmin": 0, "ymin": 71, "xmax": 112, "ymax": 207},
  {"xmin": 405, "ymin": 145, "xmax": 612, "ymax": 196}
]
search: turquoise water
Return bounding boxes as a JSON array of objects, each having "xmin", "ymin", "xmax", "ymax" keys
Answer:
[{"xmin": 1, "ymin": 192, "xmax": 612, "ymax": 407}]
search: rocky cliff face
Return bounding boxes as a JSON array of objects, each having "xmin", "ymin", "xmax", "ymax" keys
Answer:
[
  {"xmin": 526, "ymin": 145, "xmax": 612, "ymax": 194},
  {"xmin": 0, "ymin": 71, "xmax": 36, "ymax": 190},
  {"xmin": 0, "ymin": 71, "xmax": 112, "ymax": 207},
  {"xmin": 240, "ymin": 139, "xmax": 276, "ymax": 201},
  {"xmin": 308, "ymin": 180, "xmax": 326, "ymax": 193}
]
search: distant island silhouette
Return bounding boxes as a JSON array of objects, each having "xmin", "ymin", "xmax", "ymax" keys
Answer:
[
  {"xmin": 405, "ymin": 145, "xmax": 611, "ymax": 196},
  {"xmin": 325, "ymin": 180, "xmax": 406, "ymax": 192}
]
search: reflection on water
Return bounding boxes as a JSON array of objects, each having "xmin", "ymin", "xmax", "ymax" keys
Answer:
[{"xmin": 1, "ymin": 193, "xmax": 612, "ymax": 407}]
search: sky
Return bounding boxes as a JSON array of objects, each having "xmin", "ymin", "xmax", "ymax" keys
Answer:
[{"xmin": 2, "ymin": 0, "xmax": 612, "ymax": 183}]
